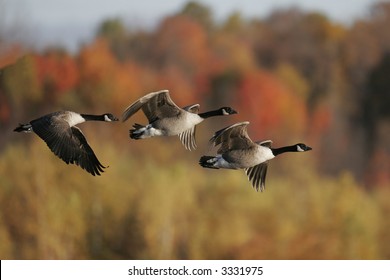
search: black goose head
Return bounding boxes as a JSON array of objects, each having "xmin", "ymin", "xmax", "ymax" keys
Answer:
[
  {"xmin": 296, "ymin": 143, "xmax": 312, "ymax": 152},
  {"xmin": 220, "ymin": 107, "xmax": 238, "ymax": 115},
  {"xmin": 103, "ymin": 113, "xmax": 119, "ymax": 122}
]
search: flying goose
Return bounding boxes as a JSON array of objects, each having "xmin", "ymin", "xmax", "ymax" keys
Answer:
[
  {"xmin": 199, "ymin": 121, "xmax": 312, "ymax": 191},
  {"xmin": 122, "ymin": 89, "xmax": 237, "ymax": 150},
  {"xmin": 14, "ymin": 111, "xmax": 119, "ymax": 176}
]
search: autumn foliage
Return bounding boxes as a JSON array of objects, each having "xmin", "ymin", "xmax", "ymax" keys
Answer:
[{"xmin": 1, "ymin": 1, "xmax": 390, "ymax": 259}]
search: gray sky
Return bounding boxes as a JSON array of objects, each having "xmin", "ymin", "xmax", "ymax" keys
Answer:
[{"xmin": 4, "ymin": 0, "xmax": 379, "ymax": 52}]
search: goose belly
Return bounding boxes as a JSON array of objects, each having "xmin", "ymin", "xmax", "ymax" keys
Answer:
[
  {"xmin": 154, "ymin": 113, "xmax": 203, "ymax": 136},
  {"xmin": 222, "ymin": 146, "xmax": 275, "ymax": 169}
]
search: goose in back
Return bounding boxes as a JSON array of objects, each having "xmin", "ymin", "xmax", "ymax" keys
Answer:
[
  {"xmin": 199, "ymin": 121, "xmax": 312, "ymax": 191},
  {"xmin": 122, "ymin": 89, "xmax": 237, "ymax": 150},
  {"xmin": 14, "ymin": 111, "xmax": 119, "ymax": 176}
]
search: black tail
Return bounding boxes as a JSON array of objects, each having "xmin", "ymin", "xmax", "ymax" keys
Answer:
[
  {"xmin": 129, "ymin": 123, "xmax": 145, "ymax": 139},
  {"xmin": 199, "ymin": 156, "xmax": 219, "ymax": 169},
  {"xmin": 14, "ymin": 123, "xmax": 32, "ymax": 133}
]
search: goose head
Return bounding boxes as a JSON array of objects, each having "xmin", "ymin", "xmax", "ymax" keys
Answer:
[
  {"xmin": 220, "ymin": 107, "xmax": 238, "ymax": 116},
  {"xmin": 103, "ymin": 113, "xmax": 119, "ymax": 122},
  {"xmin": 296, "ymin": 143, "xmax": 312, "ymax": 152}
]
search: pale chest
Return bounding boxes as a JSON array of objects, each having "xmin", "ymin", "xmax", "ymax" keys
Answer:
[
  {"xmin": 155, "ymin": 112, "xmax": 203, "ymax": 135},
  {"xmin": 223, "ymin": 145, "xmax": 275, "ymax": 168}
]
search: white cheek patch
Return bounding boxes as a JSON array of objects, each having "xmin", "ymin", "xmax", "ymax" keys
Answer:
[
  {"xmin": 104, "ymin": 115, "xmax": 111, "ymax": 122},
  {"xmin": 297, "ymin": 146, "xmax": 305, "ymax": 152},
  {"xmin": 222, "ymin": 109, "xmax": 229, "ymax": 115}
]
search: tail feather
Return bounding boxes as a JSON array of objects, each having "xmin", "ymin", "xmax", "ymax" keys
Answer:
[
  {"xmin": 129, "ymin": 123, "xmax": 145, "ymax": 139},
  {"xmin": 132, "ymin": 123, "xmax": 144, "ymax": 130},
  {"xmin": 14, "ymin": 123, "xmax": 32, "ymax": 133},
  {"xmin": 199, "ymin": 156, "xmax": 219, "ymax": 169}
]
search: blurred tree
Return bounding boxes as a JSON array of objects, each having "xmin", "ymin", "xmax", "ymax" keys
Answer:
[
  {"xmin": 154, "ymin": 15, "xmax": 209, "ymax": 69},
  {"xmin": 275, "ymin": 63, "xmax": 309, "ymax": 100},
  {"xmin": 222, "ymin": 12, "xmax": 245, "ymax": 34},
  {"xmin": 211, "ymin": 32, "xmax": 255, "ymax": 73},
  {"xmin": 362, "ymin": 53, "xmax": 390, "ymax": 186},
  {"xmin": 77, "ymin": 39, "xmax": 120, "ymax": 109},
  {"xmin": 0, "ymin": 47, "xmax": 23, "ymax": 129},
  {"xmin": 339, "ymin": 2, "xmax": 390, "ymax": 182},
  {"xmin": 152, "ymin": 14, "xmax": 211, "ymax": 95},
  {"xmin": 34, "ymin": 48, "xmax": 79, "ymax": 106},
  {"xmin": 342, "ymin": 2, "xmax": 390, "ymax": 119},
  {"xmin": 254, "ymin": 8, "xmax": 345, "ymax": 107},
  {"xmin": 180, "ymin": 1, "xmax": 214, "ymax": 32},
  {"xmin": 206, "ymin": 24, "xmax": 254, "ymax": 112},
  {"xmin": 366, "ymin": 53, "xmax": 390, "ymax": 124},
  {"xmin": 96, "ymin": 18, "xmax": 129, "ymax": 61},
  {"xmin": 0, "ymin": 45, "xmax": 22, "ymax": 69},
  {"xmin": 237, "ymin": 69, "xmax": 307, "ymax": 140},
  {"xmin": 126, "ymin": 31, "xmax": 154, "ymax": 65},
  {"xmin": 97, "ymin": 18, "xmax": 127, "ymax": 42},
  {"xmin": 370, "ymin": 1, "xmax": 390, "ymax": 50},
  {"xmin": 207, "ymin": 69, "xmax": 240, "ymax": 119},
  {"xmin": 0, "ymin": 55, "xmax": 41, "ymax": 120}
]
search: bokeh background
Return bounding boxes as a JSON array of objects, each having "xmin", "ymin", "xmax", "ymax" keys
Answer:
[{"xmin": 1, "ymin": 0, "xmax": 390, "ymax": 259}]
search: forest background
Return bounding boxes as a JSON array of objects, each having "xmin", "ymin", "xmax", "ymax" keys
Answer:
[{"xmin": 1, "ymin": 1, "xmax": 390, "ymax": 259}]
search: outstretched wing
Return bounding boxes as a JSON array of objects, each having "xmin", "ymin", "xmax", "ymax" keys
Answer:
[
  {"xmin": 245, "ymin": 162, "xmax": 268, "ymax": 192},
  {"xmin": 209, "ymin": 121, "xmax": 255, "ymax": 153},
  {"xmin": 122, "ymin": 90, "xmax": 182, "ymax": 122},
  {"xmin": 31, "ymin": 116, "xmax": 106, "ymax": 176},
  {"xmin": 69, "ymin": 127, "xmax": 106, "ymax": 176}
]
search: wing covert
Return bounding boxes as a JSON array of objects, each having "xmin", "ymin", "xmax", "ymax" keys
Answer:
[{"xmin": 209, "ymin": 121, "xmax": 254, "ymax": 153}]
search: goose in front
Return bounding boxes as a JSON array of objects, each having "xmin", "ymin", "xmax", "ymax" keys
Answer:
[
  {"xmin": 199, "ymin": 121, "xmax": 312, "ymax": 191},
  {"xmin": 122, "ymin": 89, "xmax": 237, "ymax": 150},
  {"xmin": 14, "ymin": 111, "xmax": 119, "ymax": 176}
]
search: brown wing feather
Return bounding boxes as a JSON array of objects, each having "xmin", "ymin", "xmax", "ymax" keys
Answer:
[
  {"xmin": 70, "ymin": 127, "xmax": 106, "ymax": 176},
  {"xmin": 122, "ymin": 90, "xmax": 182, "ymax": 122},
  {"xmin": 245, "ymin": 162, "xmax": 268, "ymax": 192},
  {"xmin": 209, "ymin": 121, "xmax": 255, "ymax": 153}
]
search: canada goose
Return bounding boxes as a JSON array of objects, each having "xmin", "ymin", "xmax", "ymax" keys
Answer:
[
  {"xmin": 122, "ymin": 89, "xmax": 237, "ymax": 150},
  {"xmin": 14, "ymin": 111, "xmax": 119, "ymax": 176},
  {"xmin": 199, "ymin": 121, "xmax": 312, "ymax": 191}
]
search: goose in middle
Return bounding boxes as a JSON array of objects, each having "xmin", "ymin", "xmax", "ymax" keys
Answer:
[{"xmin": 122, "ymin": 90, "xmax": 237, "ymax": 150}]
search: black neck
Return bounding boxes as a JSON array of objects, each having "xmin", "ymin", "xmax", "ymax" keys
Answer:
[
  {"xmin": 80, "ymin": 114, "xmax": 105, "ymax": 121},
  {"xmin": 198, "ymin": 109, "xmax": 222, "ymax": 119},
  {"xmin": 271, "ymin": 145, "xmax": 297, "ymax": 156}
]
